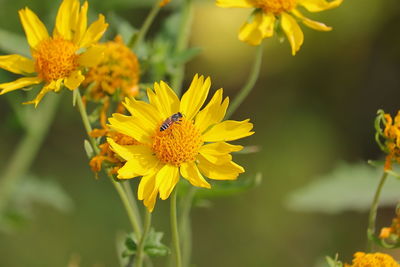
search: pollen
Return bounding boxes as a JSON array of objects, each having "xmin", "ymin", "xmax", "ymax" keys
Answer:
[
  {"xmin": 152, "ymin": 118, "xmax": 203, "ymax": 166},
  {"xmin": 83, "ymin": 35, "xmax": 140, "ymax": 101},
  {"xmin": 33, "ymin": 37, "xmax": 79, "ymax": 82},
  {"xmin": 252, "ymin": 0, "xmax": 297, "ymax": 14}
]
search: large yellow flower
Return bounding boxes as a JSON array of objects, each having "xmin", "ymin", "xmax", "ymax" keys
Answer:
[
  {"xmin": 216, "ymin": 0, "xmax": 343, "ymax": 55},
  {"xmin": 107, "ymin": 74, "xmax": 254, "ymax": 211},
  {"xmin": 0, "ymin": 0, "xmax": 108, "ymax": 106},
  {"xmin": 345, "ymin": 252, "xmax": 399, "ymax": 267}
]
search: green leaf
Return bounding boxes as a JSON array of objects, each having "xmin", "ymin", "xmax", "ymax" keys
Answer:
[
  {"xmin": 0, "ymin": 28, "xmax": 29, "ymax": 56},
  {"xmin": 171, "ymin": 47, "xmax": 202, "ymax": 65},
  {"xmin": 122, "ymin": 233, "xmax": 138, "ymax": 257},
  {"xmin": 326, "ymin": 255, "xmax": 343, "ymax": 267},
  {"xmin": 144, "ymin": 228, "xmax": 170, "ymax": 257},
  {"xmin": 84, "ymin": 139, "xmax": 94, "ymax": 159},
  {"xmin": 285, "ymin": 162, "xmax": 400, "ymax": 214}
]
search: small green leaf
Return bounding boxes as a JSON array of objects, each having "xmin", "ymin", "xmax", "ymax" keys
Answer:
[
  {"xmin": 144, "ymin": 229, "xmax": 170, "ymax": 257},
  {"xmin": 84, "ymin": 140, "xmax": 94, "ymax": 159},
  {"xmin": 122, "ymin": 233, "xmax": 138, "ymax": 258},
  {"xmin": 326, "ymin": 255, "xmax": 343, "ymax": 267}
]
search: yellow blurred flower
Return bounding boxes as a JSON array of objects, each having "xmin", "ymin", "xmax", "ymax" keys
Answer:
[
  {"xmin": 216, "ymin": 0, "xmax": 343, "ymax": 55},
  {"xmin": 107, "ymin": 74, "xmax": 254, "ymax": 211},
  {"xmin": 344, "ymin": 252, "xmax": 399, "ymax": 267},
  {"xmin": 382, "ymin": 111, "xmax": 400, "ymax": 170},
  {"xmin": 379, "ymin": 205, "xmax": 400, "ymax": 241},
  {"xmin": 82, "ymin": 35, "xmax": 140, "ymax": 102},
  {"xmin": 0, "ymin": 0, "xmax": 108, "ymax": 106},
  {"xmin": 160, "ymin": 0, "xmax": 171, "ymax": 7}
]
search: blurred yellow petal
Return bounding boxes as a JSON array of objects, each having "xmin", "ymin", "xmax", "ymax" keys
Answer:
[
  {"xmin": 260, "ymin": 12, "xmax": 276, "ymax": 38},
  {"xmin": 18, "ymin": 7, "xmax": 49, "ymax": 49},
  {"xmin": 180, "ymin": 161, "xmax": 211, "ymax": 188},
  {"xmin": 203, "ymin": 119, "xmax": 254, "ymax": 142},
  {"xmin": 108, "ymin": 138, "xmax": 159, "ymax": 176},
  {"xmin": 195, "ymin": 89, "xmax": 229, "ymax": 133},
  {"xmin": 148, "ymin": 81, "xmax": 180, "ymax": 119},
  {"xmin": 180, "ymin": 74, "xmax": 211, "ymax": 121},
  {"xmin": 298, "ymin": 0, "xmax": 343, "ymax": 12},
  {"xmin": 197, "ymin": 155, "xmax": 244, "ymax": 180},
  {"xmin": 0, "ymin": 76, "xmax": 42, "ymax": 95},
  {"xmin": 79, "ymin": 14, "xmax": 108, "ymax": 48},
  {"xmin": 239, "ymin": 14, "xmax": 263, "ymax": 46},
  {"xmin": 0, "ymin": 55, "xmax": 35, "ymax": 74},
  {"xmin": 23, "ymin": 80, "xmax": 57, "ymax": 107},
  {"xmin": 216, "ymin": 0, "xmax": 252, "ymax": 8},
  {"xmin": 78, "ymin": 45, "xmax": 105, "ymax": 67},
  {"xmin": 54, "ymin": 0, "xmax": 79, "ymax": 40},
  {"xmin": 156, "ymin": 164, "xmax": 179, "ymax": 200},
  {"xmin": 64, "ymin": 70, "xmax": 84, "ymax": 90},
  {"xmin": 109, "ymin": 114, "xmax": 152, "ymax": 144},
  {"xmin": 281, "ymin": 12, "xmax": 304, "ymax": 56},
  {"xmin": 292, "ymin": 9, "xmax": 332, "ymax": 31},
  {"xmin": 73, "ymin": 1, "xmax": 88, "ymax": 44}
]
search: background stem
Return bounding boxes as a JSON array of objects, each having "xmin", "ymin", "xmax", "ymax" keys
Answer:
[
  {"xmin": 0, "ymin": 94, "xmax": 60, "ymax": 212},
  {"xmin": 226, "ymin": 44, "xmax": 264, "ymax": 119},
  {"xmin": 135, "ymin": 211, "xmax": 152, "ymax": 267},
  {"xmin": 367, "ymin": 171, "xmax": 388, "ymax": 250},
  {"xmin": 179, "ymin": 187, "xmax": 196, "ymax": 267}
]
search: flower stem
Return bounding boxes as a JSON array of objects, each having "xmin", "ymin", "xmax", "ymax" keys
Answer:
[
  {"xmin": 226, "ymin": 44, "xmax": 264, "ymax": 119},
  {"xmin": 123, "ymin": 181, "xmax": 143, "ymax": 232},
  {"xmin": 0, "ymin": 94, "xmax": 60, "ymax": 212},
  {"xmin": 367, "ymin": 171, "xmax": 389, "ymax": 250},
  {"xmin": 74, "ymin": 88, "xmax": 142, "ymax": 236},
  {"xmin": 179, "ymin": 187, "xmax": 196, "ymax": 267},
  {"xmin": 135, "ymin": 210, "xmax": 152, "ymax": 267},
  {"xmin": 171, "ymin": 0, "xmax": 193, "ymax": 96},
  {"xmin": 170, "ymin": 188, "xmax": 182, "ymax": 267},
  {"xmin": 128, "ymin": 0, "xmax": 163, "ymax": 51}
]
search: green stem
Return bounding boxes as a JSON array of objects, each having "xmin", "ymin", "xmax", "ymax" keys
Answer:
[
  {"xmin": 171, "ymin": 0, "xmax": 193, "ymax": 95},
  {"xmin": 367, "ymin": 171, "xmax": 389, "ymax": 250},
  {"xmin": 226, "ymin": 44, "xmax": 264, "ymax": 119},
  {"xmin": 74, "ymin": 88, "xmax": 142, "ymax": 235},
  {"xmin": 0, "ymin": 94, "xmax": 60, "ymax": 212},
  {"xmin": 128, "ymin": 0, "xmax": 163, "ymax": 50},
  {"xmin": 135, "ymin": 211, "xmax": 152, "ymax": 267},
  {"xmin": 170, "ymin": 188, "xmax": 182, "ymax": 267},
  {"xmin": 179, "ymin": 187, "xmax": 196, "ymax": 267},
  {"xmin": 123, "ymin": 181, "xmax": 143, "ymax": 232}
]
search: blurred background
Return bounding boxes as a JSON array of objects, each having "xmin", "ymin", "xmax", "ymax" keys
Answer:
[{"xmin": 0, "ymin": 0, "xmax": 400, "ymax": 266}]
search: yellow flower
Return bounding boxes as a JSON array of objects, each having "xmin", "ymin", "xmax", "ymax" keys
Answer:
[
  {"xmin": 382, "ymin": 111, "xmax": 400, "ymax": 170},
  {"xmin": 82, "ymin": 35, "xmax": 140, "ymax": 101},
  {"xmin": 0, "ymin": 0, "xmax": 108, "ymax": 107},
  {"xmin": 107, "ymin": 74, "xmax": 254, "ymax": 211},
  {"xmin": 216, "ymin": 0, "xmax": 343, "ymax": 55},
  {"xmin": 344, "ymin": 252, "xmax": 399, "ymax": 267}
]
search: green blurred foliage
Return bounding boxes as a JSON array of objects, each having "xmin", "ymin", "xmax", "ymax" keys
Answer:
[{"xmin": 0, "ymin": 0, "xmax": 400, "ymax": 266}]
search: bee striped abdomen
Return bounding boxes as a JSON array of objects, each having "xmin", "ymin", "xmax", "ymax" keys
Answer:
[{"xmin": 160, "ymin": 112, "xmax": 183, "ymax": 132}]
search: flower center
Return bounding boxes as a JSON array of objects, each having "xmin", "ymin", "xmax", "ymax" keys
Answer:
[
  {"xmin": 252, "ymin": 0, "xmax": 297, "ymax": 14},
  {"xmin": 152, "ymin": 118, "xmax": 203, "ymax": 166},
  {"xmin": 33, "ymin": 37, "xmax": 79, "ymax": 82}
]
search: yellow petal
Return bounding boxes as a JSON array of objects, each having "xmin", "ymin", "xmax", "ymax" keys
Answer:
[
  {"xmin": 298, "ymin": 0, "xmax": 343, "ymax": 12},
  {"xmin": 199, "ymin": 142, "xmax": 243, "ymax": 165},
  {"xmin": 78, "ymin": 14, "xmax": 108, "ymax": 48},
  {"xmin": 148, "ymin": 81, "xmax": 180, "ymax": 119},
  {"xmin": 281, "ymin": 12, "xmax": 304, "ymax": 56},
  {"xmin": 117, "ymin": 161, "xmax": 142, "ymax": 179},
  {"xmin": 195, "ymin": 88, "xmax": 229, "ymax": 133},
  {"xmin": 123, "ymin": 97, "xmax": 162, "ymax": 130},
  {"xmin": 202, "ymin": 119, "xmax": 254, "ymax": 142},
  {"xmin": 260, "ymin": 12, "xmax": 276, "ymax": 38},
  {"xmin": 0, "ymin": 76, "xmax": 42, "ymax": 95},
  {"xmin": 197, "ymin": 155, "xmax": 244, "ymax": 180},
  {"xmin": 138, "ymin": 172, "xmax": 159, "ymax": 212},
  {"xmin": 78, "ymin": 45, "xmax": 105, "ymax": 67},
  {"xmin": 108, "ymin": 138, "xmax": 159, "ymax": 176},
  {"xmin": 18, "ymin": 7, "xmax": 49, "ymax": 49},
  {"xmin": 64, "ymin": 70, "xmax": 84, "ymax": 90},
  {"xmin": 73, "ymin": 1, "xmax": 88, "ymax": 45},
  {"xmin": 0, "ymin": 55, "xmax": 35, "ymax": 74},
  {"xmin": 180, "ymin": 161, "xmax": 211, "ymax": 188},
  {"xmin": 216, "ymin": 0, "xmax": 252, "ymax": 8},
  {"xmin": 180, "ymin": 74, "xmax": 211, "ymax": 122},
  {"xmin": 108, "ymin": 114, "xmax": 152, "ymax": 145},
  {"xmin": 23, "ymin": 80, "xmax": 57, "ymax": 107},
  {"xmin": 292, "ymin": 9, "xmax": 332, "ymax": 31},
  {"xmin": 155, "ymin": 164, "xmax": 179, "ymax": 200},
  {"xmin": 54, "ymin": 0, "xmax": 80, "ymax": 40},
  {"xmin": 239, "ymin": 13, "xmax": 263, "ymax": 46}
]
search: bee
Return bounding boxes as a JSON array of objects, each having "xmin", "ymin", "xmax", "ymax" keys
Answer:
[{"xmin": 160, "ymin": 112, "xmax": 183, "ymax": 131}]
